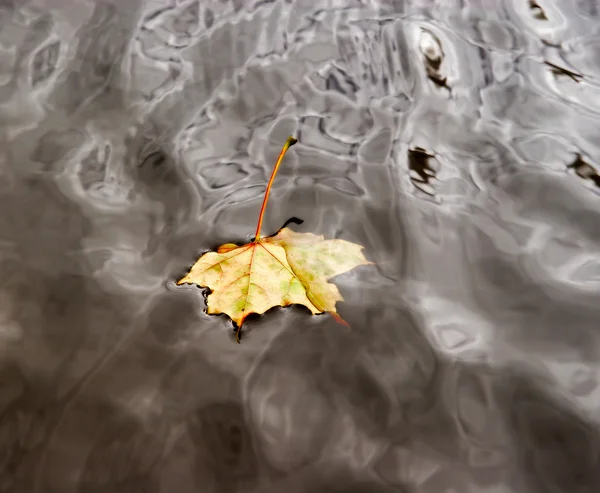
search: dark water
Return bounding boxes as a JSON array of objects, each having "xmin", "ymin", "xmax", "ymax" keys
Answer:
[{"xmin": 2, "ymin": 0, "xmax": 600, "ymax": 491}]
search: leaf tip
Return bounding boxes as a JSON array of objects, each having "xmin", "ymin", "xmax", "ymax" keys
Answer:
[
  {"xmin": 217, "ymin": 243, "xmax": 239, "ymax": 253},
  {"xmin": 332, "ymin": 312, "xmax": 350, "ymax": 328}
]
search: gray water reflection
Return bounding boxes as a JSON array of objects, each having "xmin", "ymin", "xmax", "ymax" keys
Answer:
[{"xmin": 1, "ymin": 0, "xmax": 600, "ymax": 491}]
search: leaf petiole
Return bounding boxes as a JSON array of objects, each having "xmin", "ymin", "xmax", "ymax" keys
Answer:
[{"xmin": 254, "ymin": 136, "xmax": 297, "ymax": 241}]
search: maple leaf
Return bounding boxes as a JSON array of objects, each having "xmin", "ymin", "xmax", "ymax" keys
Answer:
[{"xmin": 177, "ymin": 136, "xmax": 372, "ymax": 342}]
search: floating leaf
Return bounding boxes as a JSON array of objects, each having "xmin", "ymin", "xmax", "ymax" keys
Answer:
[{"xmin": 178, "ymin": 137, "xmax": 372, "ymax": 342}]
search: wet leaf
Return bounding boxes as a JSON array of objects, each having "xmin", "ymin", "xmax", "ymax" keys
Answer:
[
  {"xmin": 178, "ymin": 227, "xmax": 370, "ymax": 335},
  {"xmin": 178, "ymin": 137, "xmax": 373, "ymax": 341}
]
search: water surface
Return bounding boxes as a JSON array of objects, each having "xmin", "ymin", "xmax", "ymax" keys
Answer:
[{"xmin": 1, "ymin": 0, "xmax": 600, "ymax": 492}]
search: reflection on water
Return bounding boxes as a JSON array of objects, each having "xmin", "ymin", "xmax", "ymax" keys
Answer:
[{"xmin": 1, "ymin": 0, "xmax": 600, "ymax": 491}]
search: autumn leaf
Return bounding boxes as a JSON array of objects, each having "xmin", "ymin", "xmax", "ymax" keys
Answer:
[{"xmin": 177, "ymin": 136, "xmax": 372, "ymax": 342}]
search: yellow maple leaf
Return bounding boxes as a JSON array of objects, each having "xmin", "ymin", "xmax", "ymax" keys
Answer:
[{"xmin": 177, "ymin": 136, "xmax": 372, "ymax": 342}]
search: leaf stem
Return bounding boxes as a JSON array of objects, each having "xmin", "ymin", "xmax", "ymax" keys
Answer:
[{"xmin": 254, "ymin": 136, "xmax": 297, "ymax": 240}]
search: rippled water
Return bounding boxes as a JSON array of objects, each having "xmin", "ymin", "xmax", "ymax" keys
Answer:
[{"xmin": 2, "ymin": 0, "xmax": 600, "ymax": 491}]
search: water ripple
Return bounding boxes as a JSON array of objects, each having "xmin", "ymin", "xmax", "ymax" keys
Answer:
[{"xmin": 2, "ymin": 0, "xmax": 600, "ymax": 491}]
